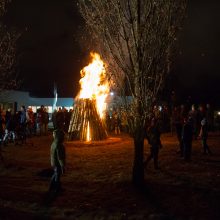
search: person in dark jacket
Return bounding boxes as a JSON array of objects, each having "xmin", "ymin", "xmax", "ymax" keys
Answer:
[
  {"xmin": 199, "ymin": 117, "xmax": 211, "ymax": 155},
  {"xmin": 144, "ymin": 118, "xmax": 163, "ymax": 170},
  {"xmin": 0, "ymin": 109, "xmax": 5, "ymax": 146},
  {"xmin": 56, "ymin": 108, "xmax": 65, "ymax": 130},
  {"xmin": 52, "ymin": 109, "xmax": 58, "ymax": 130},
  {"xmin": 37, "ymin": 105, "xmax": 45, "ymax": 136},
  {"xmin": 19, "ymin": 106, "xmax": 27, "ymax": 143},
  {"xmin": 42, "ymin": 107, "xmax": 49, "ymax": 135},
  {"xmin": 182, "ymin": 117, "xmax": 193, "ymax": 161},
  {"xmin": 172, "ymin": 106, "xmax": 184, "ymax": 156},
  {"xmin": 0, "ymin": 110, "xmax": 4, "ymax": 160},
  {"xmin": 3, "ymin": 108, "xmax": 16, "ymax": 145},
  {"xmin": 49, "ymin": 127, "xmax": 66, "ymax": 192}
]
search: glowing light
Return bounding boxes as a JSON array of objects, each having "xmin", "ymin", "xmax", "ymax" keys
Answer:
[
  {"xmin": 77, "ymin": 52, "xmax": 109, "ymax": 141},
  {"xmin": 78, "ymin": 52, "xmax": 109, "ymax": 119},
  {"xmin": 86, "ymin": 122, "xmax": 91, "ymax": 142}
]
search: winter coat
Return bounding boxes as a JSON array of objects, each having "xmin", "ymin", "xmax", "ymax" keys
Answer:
[
  {"xmin": 0, "ymin": 113, "xmax": 4, "ymax": 135},
  {"xmin": 42, "ymin": 111, "xmax": 49, "ymax": 124},
  {"xmin": 20, "ymin": 110, "xmax": 27, "ymax": 125},
  {"xmin": 182, "ymin": 121, "xmax": 193, "ymax": 143},
  {"xmin": 200, "ymin": 119, "xmax": 208, "ymax": 138},
  {"xmin": 146, "ymin": 125, "xmax": 162, "ymax": 148},
  {"xmin": 50, "ymin": 129, "xmax": 66, "ymax": 168},
  {"xmin": 5, "ymin": 110, "xmax": 12, "ymax": 128}
]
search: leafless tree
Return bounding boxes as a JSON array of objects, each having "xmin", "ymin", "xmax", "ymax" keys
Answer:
[
  {"xmin": 0, "ymin": 0, "xmax": 20, "ymax": 91},
  {"xmin": 79, "ymin": 0, "xmax": 187, "ymax": 186}
]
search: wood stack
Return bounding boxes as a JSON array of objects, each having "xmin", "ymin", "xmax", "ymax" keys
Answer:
[{"xmin": 68, "ymin": 99, "xmax": 107, "ymax": 141}]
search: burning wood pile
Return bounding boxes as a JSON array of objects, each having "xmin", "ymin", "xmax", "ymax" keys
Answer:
[
  {"xmin": 68, "ymin": 53, "xmax": 109, "ymax": 141},
  {"xmin": 68, "ymin": 99, "xmax": 107, "ymax": 141}
]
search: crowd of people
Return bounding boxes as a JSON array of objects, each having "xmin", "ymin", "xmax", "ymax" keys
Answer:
[
  {"xmin": 0, "ymin": 101, "xmax": 218, "ymax": 192},
  {"xmin": 0, "ymin": 102, "xmax": 216, "ymax": 156},
  {"xmin": 143, "ymin": 103, "xmax": 215, "ymax": 169},
  {"xmin": 0, "ymin": 104, "xmax": 68, "ymax": 193},
  {"xmin": 105, "ymin": 103, "xmax": 215, "ymax": 135},
  {"xmin": 0, "ymin": 105, "xmax": 48, "ymax": 146},
  {"xmin": 0, "ymin": 105, "xmax": 74, "ymax": 147},
  {"xmin": 172, "ymin": 104, "xmax": 213, "ymax": 160},
  {"xmin": 105, "ymin": 103, "xmax": 215, "ymax": 169}
]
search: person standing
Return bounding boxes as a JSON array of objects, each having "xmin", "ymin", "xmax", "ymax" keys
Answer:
[
  {"xmin": 199, "ymin": 117, "xmax": 212, "ymax": 155},
  {"xmin": 51, "ymin": 109, "xmax": 58, "ymax": 130},
  {"xmin": 37, "ymin": 105, "xmax": 45, "ymax": 136},
  {"xmin": 3, "ymin": 108, "xmax": 16, "ymax": 145},
  {"xmin": 19, "ymin": 106, "xmax": 27, "ymax": 144},
  {"xmin": 206, "ymin": 104, "xmax": 214, "ymax": 131},
  {"xmin": 113, "ymin": 112, "xmax": 121, "ymax": 135},
  {"xmin": 42, "ymin": 107, "xmax": 49, "ymax": 135},
  {"xmin": 56, "ymin": 107, "xmax": 65, "ymax": 130},
  {"xmin": 172, "ymin": 106, "xmax": 184, "ymax": 156},
  {"xmin": 188, "ymin": 104, "xmax": 201, "ymax": 140},
  {"xmin": 182, "ymin": 117, "xmax": 193, "ymax": 162},
  {"xmin": 0, "ymin": 109, "xmax": 4, "ymax": 160},
  {"xmin": 144, "ymin": 118, "xmax": 163, "ymax": 170},
  {"xmin": 49, "ymin": 127, "xmax": 66, "ymax": 193}
]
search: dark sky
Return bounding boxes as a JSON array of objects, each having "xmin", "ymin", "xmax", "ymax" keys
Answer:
[
  {"xmin": 172, "ymin": 0, "xmax": 220, "ymax": 104},
  {"xmin": 5, "ymin": 0, "xmax": 220, "ymax": 104},
  {"xmin": 6, "ymin": 0, "xmax": 84, "ymax": 97}
]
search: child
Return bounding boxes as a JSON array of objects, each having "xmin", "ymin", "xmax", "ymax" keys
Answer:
[{"xmin": 49, "ymin": 127, "xmax": 66, "ymax": 193}]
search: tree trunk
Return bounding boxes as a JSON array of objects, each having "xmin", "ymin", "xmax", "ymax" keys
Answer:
[
  {"xmin": 132, "ymin": 126, "xmax": 145, "ymax": 187},
  {"xmin": 132, "ymin": 76, "xmax": 145, "ymax": 187}
]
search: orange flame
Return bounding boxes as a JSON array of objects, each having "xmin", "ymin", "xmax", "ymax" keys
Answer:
[
  {"xmin": 77, "ymin": 52, "xmax": 109, "ymax": 141},
  {"xmin": 78, "ymin": 52, "xmax": 109, "ymax": 119},
  {"xmin": 86, "ymin": 122, "xmax": 91, "ymax": 141}
]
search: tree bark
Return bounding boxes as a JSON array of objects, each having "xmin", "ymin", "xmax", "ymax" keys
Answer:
[{"xmin": 132, "ymin": 125, "xmax": 145, "ymax": 187}]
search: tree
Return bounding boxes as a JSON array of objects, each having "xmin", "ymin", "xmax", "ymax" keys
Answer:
[
  {"xmin": 0, "ymin": 0, "xmax": 19, "ymax": 91},
  {"xmin": 78, "ymin": 0, "xmax": 187, "ymax": 186}
]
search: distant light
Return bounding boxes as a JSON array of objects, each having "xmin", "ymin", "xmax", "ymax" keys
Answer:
[
  {"xmin": 218, "ymin": 112, "xmax": 220, "ymax": 116},
  {"xmin": 110, "ymin": 92, "xmax": 114, "ymax": 96}
]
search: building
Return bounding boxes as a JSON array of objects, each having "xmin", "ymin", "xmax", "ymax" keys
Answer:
[{"xmin": 0, "ymin": 90, "xmax": 74, "ymax": 114}]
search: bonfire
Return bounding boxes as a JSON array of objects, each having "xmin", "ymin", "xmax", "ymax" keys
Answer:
[{"xmin": 68, "ymin": 53, "xmax": 109, "ymax": 141}]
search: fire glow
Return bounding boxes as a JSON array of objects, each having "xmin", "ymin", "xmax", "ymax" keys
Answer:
[
  {"xmin": 78, "ymin": 52, "xmax": 109, "ymax": 119},
  {"xmin": 72, "ymin": 52, "xmax": 109, "ymax": 141}
]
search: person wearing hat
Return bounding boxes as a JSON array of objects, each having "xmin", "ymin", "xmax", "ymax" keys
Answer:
[{"xmin": 199, "ymin": 117, "xmax": 212, "ymax": 155}]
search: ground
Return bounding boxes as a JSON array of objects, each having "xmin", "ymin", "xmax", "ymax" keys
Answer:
[{"xmin": 0, "ymin": 131, "xmax": 220, "ymax": 220}]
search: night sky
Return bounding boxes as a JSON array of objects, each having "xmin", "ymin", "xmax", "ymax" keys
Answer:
[
  {"xmin": 172, "ymin": 0, "xmax": 220, "ymax": 105},
  {"xmin": 5, "ymin": 0, "xmax": 220, "ymax": 105}
]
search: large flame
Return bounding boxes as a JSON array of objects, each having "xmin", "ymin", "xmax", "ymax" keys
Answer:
[{"xmin": 78, "ymin": 52, "xmax": 109, "ymax": 119}]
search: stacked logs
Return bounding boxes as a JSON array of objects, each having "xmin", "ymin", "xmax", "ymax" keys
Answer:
[{"xmin": 68, "ymin": 98, "xmax": 107, "ymax": 141}]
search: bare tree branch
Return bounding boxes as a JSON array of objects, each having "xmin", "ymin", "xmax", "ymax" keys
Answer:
[
  {"xmin": 78, "ymin": 0, "xmax": 187, "ymax": 185},
  {"xmin": 0, "ymin": 0, "xmax": 20, "ymax": 91}
]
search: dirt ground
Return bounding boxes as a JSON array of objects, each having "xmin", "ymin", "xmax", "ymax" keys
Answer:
[{"xmin": 0, "ymin": 131, "xmax": 220, "ymax": 220}]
